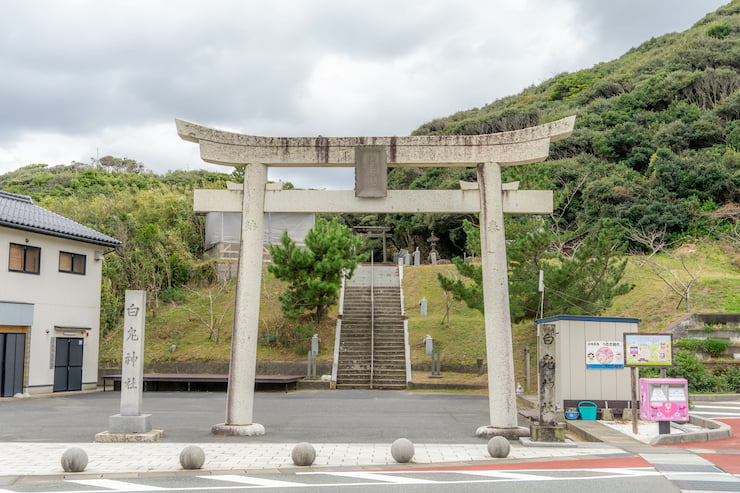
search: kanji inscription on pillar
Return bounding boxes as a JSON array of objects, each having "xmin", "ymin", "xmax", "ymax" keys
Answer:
[
  {"xmin": 120, "ymin": 290, "xmax": 146, "ymax": 416},
  {"xmin": 538, "ymin": 323, "xmax": 558, "ymax": 425}
]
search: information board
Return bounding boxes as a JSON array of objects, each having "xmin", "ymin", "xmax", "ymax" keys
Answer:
[
  {"xmin": 585, "ymin": 340, "xmax": 625, "ymax": 369},
  {"xmin": 624, "ymin": 333, "xmax": 673, "ymax": 367}
]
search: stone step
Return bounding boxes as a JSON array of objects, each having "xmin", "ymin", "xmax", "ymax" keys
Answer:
[
  {"xmin": 337, "ymin": 263, "xmax": 407, "ymax": 390},
  {"xmin": 372, "ymin": 370, "xmax": 407, "ymax": 376}
]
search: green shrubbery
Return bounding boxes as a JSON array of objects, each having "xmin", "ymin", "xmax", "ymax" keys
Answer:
[
  {"xmin": 641, "ymin": 350, "xmax": 730, "ymax": 393},
  {"xmin": 676, "ymin": 338, "xmax": 732, "ymax": 357}
]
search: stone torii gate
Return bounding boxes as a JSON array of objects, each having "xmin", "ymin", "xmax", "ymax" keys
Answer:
[{"xmin": 177, "ymin": 116, "xmax": 575, "ymax": 438}]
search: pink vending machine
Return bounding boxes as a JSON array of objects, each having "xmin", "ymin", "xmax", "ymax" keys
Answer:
[{"xmin": 639, "ymin": 378, "xmax": 689, "ymax": 421}]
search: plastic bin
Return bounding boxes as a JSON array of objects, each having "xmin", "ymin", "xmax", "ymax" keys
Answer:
[{"xmin": 578, "ymin": 401, "xmax": 598, "ymax": 420}]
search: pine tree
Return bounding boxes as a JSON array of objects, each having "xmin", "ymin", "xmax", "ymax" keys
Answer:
[{"xmin": 268, "ymin": 218, "xmax": 365, "ymax": 322}]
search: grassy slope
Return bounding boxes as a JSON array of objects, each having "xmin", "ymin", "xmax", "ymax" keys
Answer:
[{"xmin": 101, "ymin": 241, "xmax": 738, "ymax": 393}]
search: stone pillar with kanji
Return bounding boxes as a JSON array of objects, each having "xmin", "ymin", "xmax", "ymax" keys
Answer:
[{"xmin": 108, "ymin": 290, "xmax": 152, "ymax": 434}]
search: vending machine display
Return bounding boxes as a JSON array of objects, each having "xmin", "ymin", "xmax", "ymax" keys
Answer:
[{"xmin": 639, "ymin": 378, "xmax": 689, "ymax": 421}]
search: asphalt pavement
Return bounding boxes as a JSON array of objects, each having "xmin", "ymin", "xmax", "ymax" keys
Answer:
[{"xmin": 0, "ymin": 389, "xmax": 738, "ymax": 489}]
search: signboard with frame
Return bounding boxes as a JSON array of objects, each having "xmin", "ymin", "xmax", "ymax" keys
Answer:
[
  {"xmin": 585, "ymin": 340, "xmax": 625, "ymax": 369},
  {"xmin": 623, "ymin": 333, "xmax": 673, "ymax": 367}
]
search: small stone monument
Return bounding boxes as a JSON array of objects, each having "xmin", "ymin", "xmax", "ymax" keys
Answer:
[
  {"xmin": 413, "ymin": 247, "xmax": 420, "ymax": 266},
  {"xmin": 97, "ymin": 290, "xmax": 163, "ymax": 442},
  {"xmin": 427, "ymin": 234, "xmax": 439, "ymax": 265},
  {"xmin": 530, "ymin": 323, "xmax": 566, "ymax": 442}
]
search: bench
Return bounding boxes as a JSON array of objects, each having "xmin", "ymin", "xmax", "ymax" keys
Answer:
[{"xmin": 102, "ymin": 373, "xmax": 303, "ymax": 392}]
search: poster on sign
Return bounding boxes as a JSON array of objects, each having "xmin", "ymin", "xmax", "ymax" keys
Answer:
[
  {"xmin": 585, "ymin": 340, "xmax": 625, "ymax": 369},
  {"xmin": 624, "ymin": 333, "xmax": 673, "ymax": 367}
]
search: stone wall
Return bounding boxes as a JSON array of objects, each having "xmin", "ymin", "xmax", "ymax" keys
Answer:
[{"xmin": 667, "ymin": 313, "xmax": 740, "ymax": 338}]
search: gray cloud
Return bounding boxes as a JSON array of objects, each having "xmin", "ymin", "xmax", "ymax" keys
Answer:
[{"xmin": 0, "ymin": 0, "xmax": 730, "ymax": 189}]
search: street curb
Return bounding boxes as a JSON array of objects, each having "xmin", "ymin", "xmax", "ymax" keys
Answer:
[{"xmin": 649, "ymin": 414, "xmax": 732, "ymax": 445}]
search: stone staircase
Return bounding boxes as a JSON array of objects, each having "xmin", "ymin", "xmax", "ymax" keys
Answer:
[{"xmin": 335, "ymin": 265, "xmax": 408, "ymax": 390}]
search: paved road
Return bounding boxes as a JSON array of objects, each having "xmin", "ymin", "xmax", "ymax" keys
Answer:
[
  {"xmin": 2, "ymin": 391, "xmax": 740, "ymax": 492},
  {"xmin": 0, "ymin": 461, "xmax": 683, "ymax": 493},
  {"xmin": 0, "ymin": 390, "xmax": 527, "ymax": 443},
  {"xmin": 691, "ymin": 401, "xmax": 740, "ymax": 419}
]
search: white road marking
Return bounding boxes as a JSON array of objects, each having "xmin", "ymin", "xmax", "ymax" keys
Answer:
[
  {"xmin": 691, "ymin": 411, "xmax": 740, "ymax": 417},
  {"xmin": 693, "ymin": 404, "xmax": 740, "ymax": 410},
  {"xmin": 321, "ymin": 471, "xmax": 439, "ymax": 484},
  {"xmin": 67, "ymin": 479, "xmax": 165, "ymax": 491},
  {"xmin": 457, "ymin": 470, "xmax": 551, "ymax": 481},
  {"xmin": 202, "ymin": 474, "xmax": 304, "ymax": 487}
]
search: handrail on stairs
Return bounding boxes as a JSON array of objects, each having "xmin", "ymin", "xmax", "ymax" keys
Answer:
[{"xmin": 369, "ymin": 250, "xmax": 375, "ymax": 390}]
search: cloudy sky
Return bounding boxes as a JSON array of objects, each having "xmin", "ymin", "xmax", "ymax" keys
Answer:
[{"xmin": 0, "ymin": 0, "xmax": 728, "ymax": 189}]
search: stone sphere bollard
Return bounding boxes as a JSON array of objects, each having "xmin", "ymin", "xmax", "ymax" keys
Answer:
[
  {"xmin": 487, "ymin": 436, "xmax": 511, "ymax": 458},
  {"xmin": 61, "ymin": 447, "xmax": 88, "ymax": 473},
  {"xmin": 291, "ymin": 442, "xmax": 316, "ymax": 466},
  {"xmin": 391, "ymin": 438, "xmax": 415, "ymax": 463},
  {"xmin": 179, "ymin": 445, "xmax": 206, "ymax": 470}
]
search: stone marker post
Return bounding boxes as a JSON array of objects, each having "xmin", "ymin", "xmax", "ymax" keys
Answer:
[
  {"xmin": 109, "ymin": 290, "xmax": 151, "ymax": 433},
  {"xmin": 531, "ymin": 323, "xmax": 565, "ymax": 441}
]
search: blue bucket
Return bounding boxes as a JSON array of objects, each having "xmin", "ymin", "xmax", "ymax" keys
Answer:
[{"xmin": 578, "ymin": 401, "xmax": 598, "ymax": 420}]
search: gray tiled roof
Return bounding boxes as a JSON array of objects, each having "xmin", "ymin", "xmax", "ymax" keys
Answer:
[{"xmin": 0, "ymin": 191, "xmax": 121, "ymax": 247}]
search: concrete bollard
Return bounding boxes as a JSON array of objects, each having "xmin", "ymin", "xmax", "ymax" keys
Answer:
[
  {"xmin": 291, "ymin": 442, "xmax": 316, "ymax": 466},
  {"xmin": 391, "ymin": 438, "xmax": 415, "ymax": 463},
  {"xmin": 179, "ymin": 445, "xmax": 206, "ymax": 470},
  {"xmin": 487, "ymin": 436, "xmax": 510, "ymax": 458},
  {"xmin": 61, "ymin": 447, "xmax": 88, "ymax": 473}
]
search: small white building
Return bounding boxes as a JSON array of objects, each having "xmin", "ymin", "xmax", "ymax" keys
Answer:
[
  {"xmin": 0, "ymin": 191, "xmax": 120, "ymax": 396},
  {"xmin": 535, "ymin": 314, "xmax": 638, "ymax": 410},
  {"xmin": 199, "ymin": 182, "xmax": 315, "ymax": 280}
]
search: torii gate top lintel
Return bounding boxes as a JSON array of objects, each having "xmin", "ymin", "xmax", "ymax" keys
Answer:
[{"xmin": 175, "ymin": 116, "xmax": 575, "ymax": 168}]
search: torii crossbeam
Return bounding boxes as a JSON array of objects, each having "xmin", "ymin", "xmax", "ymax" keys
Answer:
[{"xmin": 177, "ymin": 116, "xmax": 575, "ymax": 438}]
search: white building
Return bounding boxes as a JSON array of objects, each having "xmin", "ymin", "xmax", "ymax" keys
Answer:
[
  {"xmin": 0, "ymin": 191, "xmax": 120, "ymax": 396},
  {"xmin": 199, "ymin": 182, "xmax": 315, "ymax": 280}
]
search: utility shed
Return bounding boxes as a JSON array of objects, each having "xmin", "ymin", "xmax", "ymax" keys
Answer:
[{"xmin": 535, "ymin": 315, "xmax": 638, "ymax": 409}]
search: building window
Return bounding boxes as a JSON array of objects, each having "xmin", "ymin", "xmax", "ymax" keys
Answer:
[
  {"xmin": 8, "ymin": 243, "xmax": 41, "ymax": 274},
  {"xmin": 59, "ymin": 251, "xmax": 86, "ymax": 275}
]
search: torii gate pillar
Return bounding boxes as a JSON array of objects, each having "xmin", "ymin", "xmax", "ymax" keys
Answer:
[
  {"xmin": 211, "ymin": 163, "xmax": 267, "ymax": 436},
  {"xmin": 476, "ymin": 162, "xmax": 527, "ymax": 438}
]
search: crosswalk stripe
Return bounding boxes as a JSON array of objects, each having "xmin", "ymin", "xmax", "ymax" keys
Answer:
[
  {"xmin": 691, "ymin": 411, "xmax": 740, "ymax": 417},
  {"xmin": 693, "ymin": 404, "xmax": 740, "ymax": 410},
  {"xmin": 202, "ymin": 474, "xmax": 303, "ymax": 487},
  {"xmin": 457, "ymin": 470, "xmax": 551, "ymax": 480},
  {"xmin": 67, "ymin": 479, "xmax": 165, "ymax": 491},
  {"xmin": 323, "ymin": 471, "xmax": 438, "ymax": 484}
]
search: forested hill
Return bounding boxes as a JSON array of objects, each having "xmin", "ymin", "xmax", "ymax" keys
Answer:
[
  {"xmin": 0, "ymin": 3, "xmax": 738, "ymax": 333},
  {"xmin": 389, "ymin": 1, "xmax": 738, "ymax": 255},
  {"xmin": 0, "ymin": 160, "xmax": 234, "ymax": 331}
]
